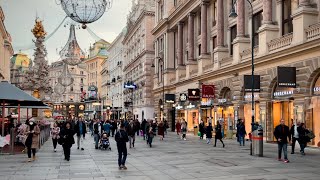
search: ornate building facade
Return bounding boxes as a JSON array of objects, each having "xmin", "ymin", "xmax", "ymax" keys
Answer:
[
  {"xmin": 0, "ymin": 7, "xmax": 14, "ymax": 81},
  {"xmin": 152, "ymin": 0, "xmax": 320, "ymax": 146},
  {"xmin": 122, "ymin": 0, "xmax": 155, "ymax": 121},
  {"xmin": 106, "ymin": 28, "xmax": 126, "ymax": 120},
  {"xmin": 49, "ymin": 60, "xmax": 87, "ymax": 118}
]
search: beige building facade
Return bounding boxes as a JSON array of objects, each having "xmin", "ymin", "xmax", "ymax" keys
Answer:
[
  {"xmin": 0, "ymin": 7, "xmax": 14, "ymax": 81},
  {"xmin": 152, "ymin": 0, "xmax": 320, "ymax": 145},
  {"xmin": 123, "ymin": 0, "xmax": 155, "ymax": 121}
]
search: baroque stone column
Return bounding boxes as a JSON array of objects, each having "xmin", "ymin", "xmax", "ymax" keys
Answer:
[
  {"xmin": 263, "ymin": 0, "xmax": 273, "ymax": 24},
  {"xmin": 201, "ymin": 1, "xmax": 209, "ymax": 55},
  {"xmin": 237, "ymin": 0, "xmax": 245, "ymax": 37},
  {"xmin": 188, "ymin": 13, "xmax": 195, "ymax": 61},
  {"xmin": 217, "ymin": 0, "xmax": 224, "ymax": 47},
  {"xmin": 178, "ymin": 22, "xmax": 184, "ymax": 66}
]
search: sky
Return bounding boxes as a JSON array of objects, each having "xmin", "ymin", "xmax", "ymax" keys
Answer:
[{"xmin": 0, "ymin": 0, "xmax": 132, "ymax": 64}]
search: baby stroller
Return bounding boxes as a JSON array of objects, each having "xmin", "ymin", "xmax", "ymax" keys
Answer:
[{"xmin": 99, "ymin": 132, "xmax": 111, "ymax": 150}]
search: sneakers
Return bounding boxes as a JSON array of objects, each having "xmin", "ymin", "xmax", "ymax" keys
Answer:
[
  {"xmin": 27, "ymin": 158, "xmax": 32, "ymax": 162},
  {"xmin": 54, "ymin": 149, "xmax": 57, "ymax": 152},
  {"xmin": 122, "ymin": 165, "xmax": 127, "ymax": 170},
  {"xmin": 284, "ymin": 159, "xmax": 290, "ymax": 163},
  {"xmin": 81, "ymin": 148, "xmax": 84, "ymax": 151}
]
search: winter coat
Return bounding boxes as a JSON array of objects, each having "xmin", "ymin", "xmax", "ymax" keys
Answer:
[
  {"xmin": 115, "ymin": 129, "xmax": 129, "ymax": 145},
  {"xmin": 297, "ymin": 126, "xmax": 310, "ymax": 144},
  {"xmin": 126, "ymin": 124, "xmax": 135, "ymax": 136},
  {"xmin": 206, "ymin": 125, "xmax": 213, "ymax": 139},
  {"xmin": 158, "ymin": 123, "xmax": 165, "ymax": 136},
  {"xmin": 51, "ymin": 127, "xmax": 60, "ymax": 139},
  {"xmin": 215, "ymin": 124, "xmax": 222, "ymax": 139},
  {"xmin": 75, "ymin": 121, "xmax": 87, "ymax": 137},
  {"xmin": 176, "ymin": 122, "xmax": 181, "ymax": 132},
  {"xmin": 199, "ymin": 123, "xmax": 205, "ymax": 133},
  {"xmin": 274, "ymin": 124, "xmax": 291, "ymax": 143},
  {"xmin": 25, "ymin": 124, "xmax": 40, "ymax": 149},
  {"xmin": 237, "ymin": 123, "xmax": 246, "ymax": 137},
  {"xmin": 60, "ymin": 128, "xmax": 75, "ymax": 147}
]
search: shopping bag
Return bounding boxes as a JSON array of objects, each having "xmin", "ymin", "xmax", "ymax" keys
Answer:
[{"xmin": 197, "ymin": 131, "xmax": 201, "ymax": 136}]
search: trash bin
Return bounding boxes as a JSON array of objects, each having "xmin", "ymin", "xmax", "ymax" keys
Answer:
[
  {"xmin": 252, "ymin": 126, "xmax": 263, "ymax": 157},
  {"xmin": 194, "ymin": 126, "xmax": 199, "ymax": 136}
]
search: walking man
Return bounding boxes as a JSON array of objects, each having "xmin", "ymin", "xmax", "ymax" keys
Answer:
[
  {"xmin": 290, "ymin": 120, "xmax": 300, "ymax": 154},
  {"xmin": 75, "ymin": 118, "xmax": 86, "ymax": 150},
  {"xmin": 274, "ymin": 119, "xmax": 291, "ymax": 163},
  {"xmin": 115, "ymin": 123, "xmax": 129, "ymax": 170}
]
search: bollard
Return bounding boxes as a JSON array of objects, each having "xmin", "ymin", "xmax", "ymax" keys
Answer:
[{"xmin": 252, "ymin": 126, "xmax": 263, "ymax": 157}]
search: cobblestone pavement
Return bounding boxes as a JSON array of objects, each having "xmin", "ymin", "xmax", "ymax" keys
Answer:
[{"xmin": 1, "ymin": 132, "xmax": 320, "ymax": 180}]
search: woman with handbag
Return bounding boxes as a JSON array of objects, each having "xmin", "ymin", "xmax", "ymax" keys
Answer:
[
  {"xmin": 214, "ymin": 121, "xmax": 225, "ymax": 148},
  {"xmin": 25, "ymin": 118, "xmax": 40, "ymax": 162},
  {"xmin": 51, "ymin": 122, "xmax": 60, "ymax": 152},
  {"xmin": 60, "ymin": 122, "xmax": 75, "ymax": 161},
  {"xmin": 298, "ymin": 123, "xmax": 310, "ymax": 155}
]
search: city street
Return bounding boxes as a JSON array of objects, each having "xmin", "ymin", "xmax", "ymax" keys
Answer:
[{"xmin": 1, "ymin": 133, "xmax": 320, "ymax": 180}]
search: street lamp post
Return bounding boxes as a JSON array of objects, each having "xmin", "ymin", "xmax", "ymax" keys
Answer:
[
  {"xmin": 230, "ymin": 0, "xmax": 255, "ymax": 155},
  {"xmin": 151, "ymin": 57, "xmax": 164, "ymax": 122}
]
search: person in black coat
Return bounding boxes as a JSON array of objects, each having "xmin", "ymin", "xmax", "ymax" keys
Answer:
[
  {"xmin": 199, "ymin": 121, "xmax": 205, "ymax": 140},
  {"xmin": 297, "ymin": 123, "xmax": 310, "ymax": 155},
  {"xmin": 206, "ymin": 123, "xmax": 213, "ymax": 144},
  {"xmin": 214, "ymin": 121, "xmax": 225, "ymax": 147},
  {"xmin": 115, "ymin": 123, "xmax": 129, "ymax": 170},
  {"xmin": 274, "ymin": 119, "xmax": 291, "ymax": 163},
  {"xmin": 141, "ymin": 119, "xmax": 147, "ymax": 140},
  {"xmin": 289, "ymin": 120, "xmax": 300, "ymax": 154},
  {"xmin": 74, "ymin": 118, "xmax": 87, "ymax": 150},
  {"xmin": 111, "ymin": 120, "xmax": 117, "ymax": 137},
  {"xmin": 60, "ymin": 122, "xmax": 75, "ymax": 161}
]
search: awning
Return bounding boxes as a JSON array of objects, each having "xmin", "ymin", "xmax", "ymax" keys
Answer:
[{"xmin": 0, "ymin": 81, "xmax": 41, "ymax": 104}]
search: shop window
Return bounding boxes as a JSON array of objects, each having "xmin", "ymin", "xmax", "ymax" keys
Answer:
[
  {"xmin": 230, "ymin": 25, "xmax": 237, "ymax": 55},
  {"xmin": 253, "ymin": 11, "xmax": 263, "ymax": 46},
  {"xmin": 282, "ymin": 0, "xmax": 293, "ymax": 35}
]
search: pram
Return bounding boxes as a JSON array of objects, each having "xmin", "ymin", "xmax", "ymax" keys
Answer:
[{"xmin": 99, "ymin": 133, "xmax": 111, "ymax": 150}]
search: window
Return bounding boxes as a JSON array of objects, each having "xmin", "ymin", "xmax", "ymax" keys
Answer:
[
  {"xmin": 198, "ymin": 12, "xmax": 201, "ymax": 35},
  {"xmin": 282, "ymin": 0, "xmax": 293, "ymax": 35},
  {"xmin": 160, "ymin": 4, "xmax": 164, "ymax": 20},
  {"xmin": 81, "ymin": 78, "xmax": 83, "ymax": 84},
  {"xmin": 70, "ymin": 86, "xmax": 73, "ymax": 92},
  {"xmin": 230, "ymin": 25, "xmax": 237, "ymax": 55},
  {"xmin": 198, "ymin": 44, "xmax": 201, "ymax": 56},
  {"xmin": 174, "ymin": 0, "xmax": 177, "ymax": 6},
  {"xmin": 253, "ymin": 11, "xmax": 263, "ymax": 46},
  {"xmin": 212, "ymin": 36, "xmax": 217, "ymax": 50},
  {"xmin": 212, "ymin": 1, "xmax": 217, "ymax": 26},
  {"xmin": 80, "ymin": 71, "xmax": 83, "ymax": 75}
]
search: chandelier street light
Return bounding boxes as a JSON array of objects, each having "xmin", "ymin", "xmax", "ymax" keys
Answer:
[
  {"xmin": 59, "ymin": 0, "xmax": 113, "ymax": 29},
  {"xmin": 229, "ymin": 0, "xmax": 255, "ymax": 156}
]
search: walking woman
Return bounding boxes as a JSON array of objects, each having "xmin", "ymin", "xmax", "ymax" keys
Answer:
[
  {"xmin": 206, "ymin": 123, "xmax": 213, "ymax": 144},
  {"xmin": 298, "ymin": 123, "xmax": 310, "ymax": 155},
  {"xmin": 199, "ymin": 121, "xmax": 205, "ymax": 139},
  {"xmin": 25, "ymin": 118, "xmax": 40, "ymax": 162},
  {"xmin": 51, "ymin": 122, "xmax": 60, "ymax": 152},
  {"xmin": 176, "ymin": 120, "xmax": 181, "ymax": 135},
  {"xmin": 60, "ymin": 122, "xmax": 75, "ymax": 161},
  {"xmin": 158, "ymin": 121, "xmax": 165, "ymax": 141},
  {"xmin": 181, "ymin": 120, "xmax": 187, "ymax": 140},
  {"xmin": 214, "ymin": 121, "xmax": 225, "ymax": 148}
]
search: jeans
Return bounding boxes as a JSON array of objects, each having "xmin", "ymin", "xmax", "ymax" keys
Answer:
[
  {"xmin": 94, "ymin": 134, "xmax": 99, "ymax": 148},
  {"xmin": 129, "ymin": 135, "xmax": 135, "ymax": 147},
  {"xmin": 291, "ymin": 137, "xmax": 298, "ymax": 153},
  {"xmin": 27, "ymin": 147, "xmax": 36, "ymax": 158},
  {"xmin": 148, "ymin": 136, "xmax": 153, "ymax": 145},
  {"xmin": 52, "ymin": 138, "xmax": 58, "ymax": 149},
  {"xmin": 77, "ymin": 136, "xmax": 83, "ymax": 148},
  {"xmin": 111, "ymin": 129, "xmax": 115, "ymax": 137},
  {"xmin": 278, "ymin": 142, "xmax": 288, "ymax": 160},
  {"xmin": 206, "ymin": 138, "xmax": 211, "ymax": 144},
  {"xmin": 300, "ymin": 142, "xmax": 307, "ymax": 153},
  {"xmin": 117, "ymin": 143, "xmax": 127, "ymax": 166},
  {"xmin": 239, "ymin": 136, "xmax": 245, "ymax": 146}
]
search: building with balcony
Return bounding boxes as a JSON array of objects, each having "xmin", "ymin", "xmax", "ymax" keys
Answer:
[
  {"xmin": 123, "ymin": 0, "xmax": 155, "ymax": 121},
  {"xmin": 107, "ymin": 28, "xmax": 126, "ymax": 120},
  {"xmin": 49, "ymin": 60, "xmax": 87, "ymax": 118},
  {"xmin": 152, "ymin": 0, "xmax": 320, "ymax": 145},
  {"xmin": 84, "ymin": 39, "xmax": 110, "ymax": 119},
  {"xmin": 0, "ymin": 7, "xmax": 14, "ymax": 81}
]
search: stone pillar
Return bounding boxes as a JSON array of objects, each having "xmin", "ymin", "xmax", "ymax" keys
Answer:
[
  {"xmin": 319, "ymin": 0, "xmax": 320, "ymax": 22},
  {"xmin": 263, "ymin": 0, "xmax": 273, "ymax": 24},
  {"xmin": 177, "ymin": 22, "xmax": 184, "ymax": 66},
  {"xmin": 217, "ymin": 0, "xmax": 224, "ymax": 47},
  {"xmin": 237, "ymin": 0, "xmax": 245, "ymax": 37},
  {"xmin": 188, "ymin": 13, "xmax": 195, "ymax": 61},
  {"xmin": 201, "ymin": 1, "xmax": 208, "ymax": 55}
]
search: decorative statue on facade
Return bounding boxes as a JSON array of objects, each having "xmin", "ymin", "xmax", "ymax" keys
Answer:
[{"xmin": 22, "ymin": 19, "xmax": 53, "ymax": 100}]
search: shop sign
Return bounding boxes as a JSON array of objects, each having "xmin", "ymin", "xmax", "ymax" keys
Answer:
[
  {"xmin": 218, "ymin": 99, "xmax": 227, "ymax": 103},
  {"xmin": 186, "ymin": 103, "xmax": 196, "ymax": 109},
  {"xmin": 273, "ymin": 90, "xmax": 294, "ymax": 97},
  {"xmin": 202, "ymin": 85, "xmax": 215, "ymax": 98},
  {"xmin": 244, "ymin": 75, "xmax": 260, "ymax": 92},
  {"xmin": 188, "ymin": 89, "xmax": 200, "ymax": 101},
  {"xmin": 165, "ymin": 94, "xmax": 175, "ymax": 103},
  {"xmin": 201, "ymin": 100, "xmax": 213, "ymax": 106},
  {"xmin": 176, "ymin": 105, "xmax": 184, "ymax": 110},
  {"xmin": 277, "ymin": 67, "xmax": 296, "ymax": 88},
  {"xmin": 244, "ymin": 93, "xmax": 259, "ymax": 101},
  {"xmin": 179, "ymin": 93, "xmax": 187, "ymax": 102},
  {"xmin": 88, "ymin": 85, "xmax": 98, "ymax": 100}
]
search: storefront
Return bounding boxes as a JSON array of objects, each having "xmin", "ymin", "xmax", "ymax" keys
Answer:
[
  {"xmin": 242, "ymin": 93, "xmax": 260, "ymax": 139},
  {"xmin": 200, "ymin": 99, "xmax": 214, "ymax": 126},
  {"xmin": 215, "ymin": 88, "xmax": 234, "ymax": 137},
  {"xmin": 308, "ymin": 76, "xmax": 320, "ymax": 147}
]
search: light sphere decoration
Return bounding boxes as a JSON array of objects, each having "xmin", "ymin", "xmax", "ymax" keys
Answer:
[
  {"xmin": 60, "ymin": 24, "xmax": 85, "ymax": 66},
  {"xmin": 54, "ymin": 83, "xmax": 66, "ymax": 95},
  {"xmin": 58, "ymin": 63, "xmax": 74, "ymax": 87},
  {"xmin": 60, "ymin": 0, "xmax": 113, "ymax": 29}
]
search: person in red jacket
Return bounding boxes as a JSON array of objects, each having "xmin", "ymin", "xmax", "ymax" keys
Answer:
[{"xmin": 176, "ymin": 120, "xmax": 181, "ymax": 135}]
